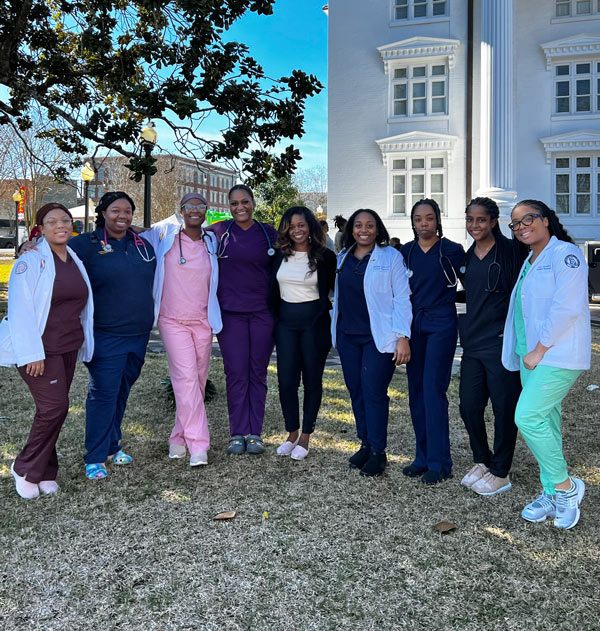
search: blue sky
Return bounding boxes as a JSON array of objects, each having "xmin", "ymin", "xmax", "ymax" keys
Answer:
[{"xmin": 226, "ymin": 0, "xmax": 328, "ymax": 170}]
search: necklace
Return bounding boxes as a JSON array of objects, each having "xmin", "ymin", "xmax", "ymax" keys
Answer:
[{"xmin": 474, "ymin": 241, "xmax": 494, "ymax": 261}]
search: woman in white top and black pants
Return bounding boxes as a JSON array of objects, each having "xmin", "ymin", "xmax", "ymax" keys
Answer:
[{"xmin": 268, "ymin": 207, "xmax": 337, "ymax": 460}]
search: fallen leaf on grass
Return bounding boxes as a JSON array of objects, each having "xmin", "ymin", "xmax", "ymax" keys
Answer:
[
  {"xmin": 263, "ymin": 511, "xmax": 269, "ymax": 519},
  {"xmin": 214, "ymin": 511, "xmax": 236, "ymax": 520},
  {"xmin": 433, "ymin": 521, "xmax": 456, "ymax": 534},
  {"xmin": 0, "ymin": 417, "xmax": 12, "ymax": 422}
]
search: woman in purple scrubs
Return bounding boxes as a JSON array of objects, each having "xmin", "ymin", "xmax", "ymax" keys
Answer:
[{"xmin": 207, "ymin": 185, "xmax": 277, "ymax": 455}]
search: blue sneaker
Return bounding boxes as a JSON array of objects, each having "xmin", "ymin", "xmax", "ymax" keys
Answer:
[
  {"xmin": 554, "ymin": 477, "xmax": 585, "ymax": 530},
  {"xmin": 521, "ymin": 491, "xmax": 555, "ymax": 523}
]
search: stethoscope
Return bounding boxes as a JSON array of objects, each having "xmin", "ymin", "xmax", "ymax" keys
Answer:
[
  {"xmin": 459, "ymin": 244, "xmax": 501, "ymax": 293},
  {"xmin": 101, "ymin": 229, "xmax": 155, "ymax": 263},
  {"xmin": 216, "ymin": 219, "xmax": 274, "ymax": 259},
  {"xmin": 335, "ymin": 243, "xmax": 372, "ymax": 276},
  {"xmin": 405, "ymin": 238, "xmax": 458, "ymax": 288},
  {"xmin": 177, "ymin": 227, "xmax": 209, "ymax": 265}
]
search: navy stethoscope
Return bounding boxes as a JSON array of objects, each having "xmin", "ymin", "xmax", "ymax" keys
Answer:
[
  {"xmin": 405, "ymin": 238, "xmax": 458, "ymax": 288},
  {"xmin": 459, "ymin": 244, "xmax": 501, "ymax": 293},
  {"xmin": 216, "ymin": 219, "xmax": 275, "ymax": 259},
  {"xmin": 101, "ymin": 229, "xmax": 155, "ymax": 263}
]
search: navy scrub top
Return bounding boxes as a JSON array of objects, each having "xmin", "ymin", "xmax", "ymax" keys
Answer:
[
  {"xmin": 401, "ymin": 238, "xmax": 465, "ymax": 316},
  {"xmin": 337, "ymin": 252, "xmax": 371, "ymax": 336},
  {"xmin": 69, "ymin": 228, "xmax": 156, "ymax": 336}
]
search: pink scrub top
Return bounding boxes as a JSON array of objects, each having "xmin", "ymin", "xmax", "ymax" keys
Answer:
[{"xmin": 159, "ymin": 231, "xmax": 211, "ymax": 323}]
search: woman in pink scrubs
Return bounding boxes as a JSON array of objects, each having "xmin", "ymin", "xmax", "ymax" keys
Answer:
[{"xmin": 143, "ymin": 193, "xmax": 221, "ymax": 466}]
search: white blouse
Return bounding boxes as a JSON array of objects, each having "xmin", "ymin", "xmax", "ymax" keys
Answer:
[{"xmin": 276, "ymin": 251, "xmax": 319, "ymax": 303}]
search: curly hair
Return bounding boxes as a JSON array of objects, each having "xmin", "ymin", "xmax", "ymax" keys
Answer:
[
  {"xmin": 341, "ymin": 208, "xmax": 390, "ymax": 250},
  {"xmin": 410, "ymin": 198, "xmax": 444, "ymax": 239},
  {"xmin": 276, "ymin": 206, "xmax": 326, "ymax": 273}
]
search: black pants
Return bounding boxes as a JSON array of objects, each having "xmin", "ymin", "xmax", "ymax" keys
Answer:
[
  {"xmin": 459, "ymin": 347, "xmax": 521, "ymax": 478},
  {"xmin": 275, "ymin": 300, "xmax": 331, "ymax": 434}
]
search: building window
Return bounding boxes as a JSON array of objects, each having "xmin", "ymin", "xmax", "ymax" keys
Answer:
[
  {"xmin": 392, "ymin": 63, "xmax": 447, "ymax": 117},
  {"xmin": 553, "ymin": 155, "xmax": 599, "ymax": 215},
  {"xmin": 555, "ymin": 0, "xmax": 600, "ymax": 17},
  {"xmin": 554, "ymin": 61, "xmax": 600, "ymax": 114},
  {"xmin": 390, "ymin": 156, "xmax": 446, "ymax": 216},
  {"xmin": 394, "ymin": 0, "xmax": 447, "ymax": 20}
]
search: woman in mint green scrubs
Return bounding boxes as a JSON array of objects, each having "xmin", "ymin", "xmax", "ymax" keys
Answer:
[{"xmin": 502, "ymin": 200, "xmax": 591, "ymax": 530}]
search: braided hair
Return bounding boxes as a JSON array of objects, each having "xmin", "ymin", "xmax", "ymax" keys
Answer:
[
  {"xmin": 512, "ymin": 199, "xmax": 574, "ymax": 244},
  {"xmin": 466, "ymin": 197, "xmax": 502, "ymax": 239},
  {"xmin": 410, "ymin": 198, "xmax": 444, "ymax": 240}
]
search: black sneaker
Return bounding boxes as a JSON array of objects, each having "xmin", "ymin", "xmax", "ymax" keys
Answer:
[
  {"xmin": 359, "ymin": 452, "xmax": 387, "ymax": 477},
  {"xmin": 348, "ymin": 445, "xmax": 371, "ymax": 469},
  {"xmin": 421, "ymin": 469, "xmax": 453, "ymax": 485},
  {"xmin": 402, "ymin": 463, "xmax": 428, "ymax": 478}
]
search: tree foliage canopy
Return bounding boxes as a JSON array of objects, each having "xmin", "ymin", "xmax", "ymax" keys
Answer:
[
  {"xmin": 0, "ymin": 0, "xmax": 323, "ymax": 182},
  {"xmin": 254, "ymin": 172, "xmax": 300, "ymax": 227}
]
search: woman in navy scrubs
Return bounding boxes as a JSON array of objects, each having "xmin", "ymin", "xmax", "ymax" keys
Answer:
[
  {"xmin": 400, "ymin": 199, "xmax": 464, "ymax": 484},
  {"xmin": 68, "ymin": 192, "xmax": 156, "ymax": 480},
  {"xmin": 458, "ymin": 197, "xmax": 526, "ymax": 495},
  {"xmin": 332, "ymin": 209, "xmax": 412, "ymax": 477}
]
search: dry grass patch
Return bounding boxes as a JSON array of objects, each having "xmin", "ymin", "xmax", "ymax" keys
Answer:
[{"xmin": 0, "ymin": 336, "xmax": 599, "ymax": 630}]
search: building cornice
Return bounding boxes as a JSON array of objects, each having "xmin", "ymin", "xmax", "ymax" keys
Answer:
[
  {"xmin": 375, "ymin": 131, "xmax": 458, "ymax": 165},
  {"xmin": 539, "ymin": 130, "xmax": 600, "ymax": 163},
  {"xmin": 540, "ymin": 34, "xmax": 600, "ymax": 70},
  {"xmin": 377, "ymin": 37, "xmax": 461, "ymax": 74}
]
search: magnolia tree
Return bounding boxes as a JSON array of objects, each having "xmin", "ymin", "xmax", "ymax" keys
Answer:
[{"xmin": 0, "ymin": 1, "xmax": 322, "ymax": 182}]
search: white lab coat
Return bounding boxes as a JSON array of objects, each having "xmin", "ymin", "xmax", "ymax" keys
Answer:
[
  {"xmin": 331, "ymin": 244, "xmax": 412, "ymax": 353},
  {"xmin": 0, "ymin": 239, "xmax": 94, "ymax": 367},
  {"xmin": 143, "ymin": 224, "xmax": 222, "ymax": 333},
  {"xmin": 502, "ymin": 236, "xmax": 591, "ymax": 371}
]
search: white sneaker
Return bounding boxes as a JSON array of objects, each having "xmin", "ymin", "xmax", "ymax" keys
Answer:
[
  {"xmin": 169, "ymin": 444, "xmax": 186, "ymax": 459},
  {"xmin": 521, "ymin": 491, "xmax": 556, "ymax": 523},
  {"xmin": 190, "ymin": 451, "xmax": 208, "ymax": 466},
  {"xmin": 460, "ymin": 463, "xmax": 489, "ymax": 488},
  {"xmin": 276, "ymin": 437, "xmax": 299, "ymax": 456},
  {"xmin": 39, "ymin": 480, "xmax": 60, "ymax": 495},
  {"xmin": 290, "ymin": 445, "xmax": 309, "ymax": 461},
  {"xmin": 471, "ymin": 472, "xmax": 512, "ymax": 496},
  {"xmin": 11, "ymin": 462, "xmax": 39, "ymax": 500},
  {"xmin": 554, "ymin": 478, "xmax": 585, "ymax": 530}
]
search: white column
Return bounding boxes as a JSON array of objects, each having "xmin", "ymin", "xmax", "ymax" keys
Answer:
[{"xmin": 477, "ymin": 0, "xmax": 517, "ymax": 229}]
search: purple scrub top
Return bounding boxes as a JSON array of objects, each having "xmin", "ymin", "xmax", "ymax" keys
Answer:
[{"xmin": 208, "ymin": 220, "xmax": 278, "ymax": 313}]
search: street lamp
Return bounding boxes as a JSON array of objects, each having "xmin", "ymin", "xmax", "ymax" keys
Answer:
[
  {"xmin": 12, "ymin": 190, "xmax": 21, "ymax": 259},
  {"xmin": 81, "ymin": 161, "xmax": 95, "ymax": 232},
  {"xmin": 140, "ymin": 122, "xmax": 157, "ymax": 227}
]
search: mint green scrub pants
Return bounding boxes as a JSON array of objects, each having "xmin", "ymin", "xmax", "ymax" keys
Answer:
[{"xmin": 514, "ymin": 262, "xmax": 581, "ymax": 495}]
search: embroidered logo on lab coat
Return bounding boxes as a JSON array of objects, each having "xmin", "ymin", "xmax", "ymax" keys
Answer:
[
  {"xmin": 564, "ymin": 254, "xmax": 580, "ymax": 269},
  {"xmin": 14, "ymin": 262, "xmax": 27, "ymax": 274}
]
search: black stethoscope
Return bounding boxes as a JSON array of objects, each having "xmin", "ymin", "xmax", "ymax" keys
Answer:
[
  {"xmin": 335, "ymin": 243, "xmax": 373, "ymax": 276},
  {"xmin": 216, "ymin": 219, "xmax": 274, "ymax": 259},
  {"xmin": 177, "ymin": 227, "xmax": 209, "ymax": 265},
  {"xmin": 459, "ymin": 244, "xmax": 501, "ymax": 293},
  {"xmin": 101, "ymin": 229, "xmax": 155, "ymax": 263},
  {"xmin": 405, "ymin": 238, "xmax": 458, "ymax": 288}
]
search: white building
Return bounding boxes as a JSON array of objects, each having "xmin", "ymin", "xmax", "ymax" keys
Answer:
[{"xmin": 327, "ymin": 0, "xmax": 600, "ymax": 244}]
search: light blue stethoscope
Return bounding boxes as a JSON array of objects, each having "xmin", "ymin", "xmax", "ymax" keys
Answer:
[
  {"xmin": 405, "ymin": 238, "xmax": 458, "ymax": 288},
  {"xmin": 216, "ymin": 219, "xmax": 275, "ymax": 259}
]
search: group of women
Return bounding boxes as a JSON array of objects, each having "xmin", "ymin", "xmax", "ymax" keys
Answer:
[{"xmin": 0, "ymin": 187, "xmax": 591, "ymax": 529}]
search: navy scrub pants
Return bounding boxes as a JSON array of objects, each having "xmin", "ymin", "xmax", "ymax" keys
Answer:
[
  {"xmin": 337, "ymin": 330, "xmax": 396, "ymax": 453},
  {"xmin": 406, "ymin": 309, "xmax": 457, "ymax": 474},
  {"xmin": 459, "ymin": 346, "xmax": 521, "ymax": 478},
  {"xmin": 84, "ymin": 332, "xmax": 149, "ymax": 464}
]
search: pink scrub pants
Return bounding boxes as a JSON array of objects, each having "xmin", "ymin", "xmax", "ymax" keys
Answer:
[{"xmin": 158, "ymin": 317, "xmax": 213, "ymax": 453}]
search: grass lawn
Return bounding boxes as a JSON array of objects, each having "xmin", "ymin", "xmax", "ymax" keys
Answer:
[{"xmin": 0, "ymin": 332, "xmax": 598, "ymax": 630}]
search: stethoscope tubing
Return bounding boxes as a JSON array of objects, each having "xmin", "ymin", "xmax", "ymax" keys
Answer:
[
  {"xmin": 217, "ymin": 219, "xmax": 274, "ymax": 259},
  {"xmin": 406, "ymin": 238, "xmax": 458, "ymax": 288}
]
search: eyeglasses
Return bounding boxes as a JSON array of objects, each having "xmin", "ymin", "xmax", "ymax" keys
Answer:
[
  {"xmin": 508, "ymin": 213, "xmax": 542, "ymax": 232},
  {"xmin": 181, "ymin": 203, "xmax": 207, "ymax": 211},
  {"xmin": 44, "ymin": 218, "xmax": 73, "ymax": 228}
]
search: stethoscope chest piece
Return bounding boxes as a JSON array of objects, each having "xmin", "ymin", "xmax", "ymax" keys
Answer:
[
  {"xmin": 459, "ymin": 265, "xmax": 467, "ymax": 274},
  {"xmin": 103, "ymin": 244, "xmax": 113, "ymax": 253},
  {"xmin": 406, "ymin": 269, "xmax": 413, "ymax": 278},
  {"xmin": 267, "ymin": 247, "xmax": 275, "ymax": 257},
  {"xmin": 178, "ymin": 257, "xmax": 186, "ymax": 266}
]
